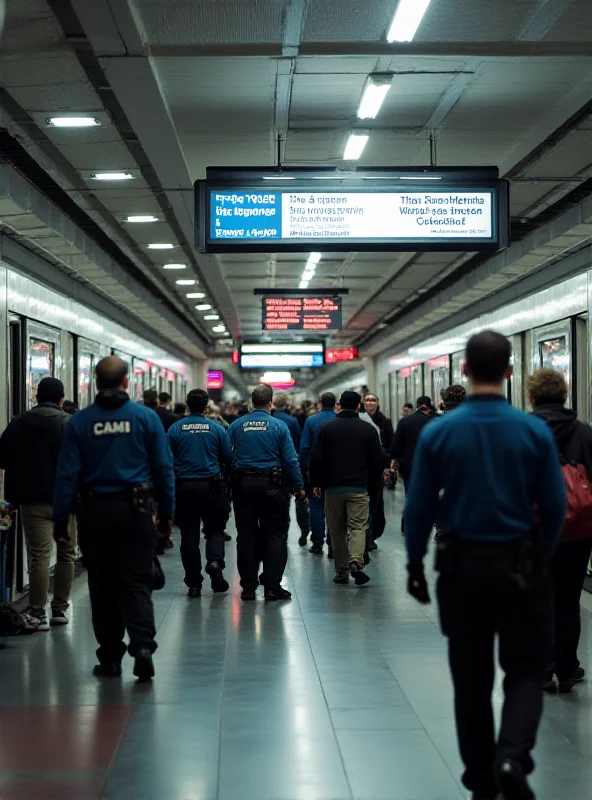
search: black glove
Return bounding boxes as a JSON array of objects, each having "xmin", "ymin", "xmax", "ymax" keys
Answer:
[
  {"xmin": 407, "ymin": 563, "xmax": 431, "ymax": 604},
  {"xmin": 53, "ymin": 522, "xmax": 70, "ymax": 543}
]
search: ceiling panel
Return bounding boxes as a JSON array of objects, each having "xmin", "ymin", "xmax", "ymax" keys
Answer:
[
  {"xmin": 417, "ymin": 0, "xmax": 541, "ymax": 42},
  {"xmin": 545, "ymin": 0, "xmax": 592, "ymax": 41},
  {"xmin": 302, "ymin": 0, "xmax": 394, "ymax": 43}
]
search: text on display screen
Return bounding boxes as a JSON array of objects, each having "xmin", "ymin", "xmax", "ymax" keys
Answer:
[{"xmin": 262, "ymin": 297, "xmax": 342, "ymax": 332}]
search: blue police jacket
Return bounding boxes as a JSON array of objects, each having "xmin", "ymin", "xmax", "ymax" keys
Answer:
[
  {"xmin": 53, "ymin": 391, "xmax": 175, "ymax": 527},
  {"xmin": 404, "ymin": 394, "xmax": 567, "ymax": 566},
  {"xmin": 299, "ymin": 408, "xmax": 336, "ymax": 472},
  {"xmin": 272, "ymin": 409, "xmax": 301, "ymax": 452},
  {"xmin": 168, "ymin": 414, "xmax": 231, "ymax": 479},
  {"xmin": 227, "ymin": 409, "xmax": 303, "ymax": 490}
]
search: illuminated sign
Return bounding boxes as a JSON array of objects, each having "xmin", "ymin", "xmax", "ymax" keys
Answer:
[
  {"xmin": 326, "ymin": 348, "xmax": 359, "ymax": 363},
  {"xmin": 206, "ymin": 370, "xmax": 224, "ymax": 390},
  {"xmin": 262, "ymin": 297, "xmax": 342, "ymax": 332},
  {"xmin": 240, "ymin": 342, "xmax": 324, "ymax": 370},
  {"xmin": 195, "ymin": 168, "xmax": 509, "ymax": 254}
]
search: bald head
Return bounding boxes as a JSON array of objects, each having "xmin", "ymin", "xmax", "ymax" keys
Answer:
[{"xmin": 95, "ymin": 356, "xmax": 129, "ymax": 391}]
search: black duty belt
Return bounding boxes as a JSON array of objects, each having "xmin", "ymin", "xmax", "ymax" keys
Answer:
[{"xmin": 233, "ymin": 468, "xmax": 275, "ymax": 479}]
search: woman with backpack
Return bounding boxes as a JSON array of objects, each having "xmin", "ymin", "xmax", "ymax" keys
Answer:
[{"xmin": 528, "ymin": 368, "xmax": 592, "ymax": 693}]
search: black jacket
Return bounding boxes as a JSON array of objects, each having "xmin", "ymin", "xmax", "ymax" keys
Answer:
[
  {"xmin": 309, "ymin": 410, "xmax": 383, "ymax": 499},
  {"xmin": 532, "ymin": 404, "xmax": 592, "ymax": 479},
  {"xmin": 390, "ymin": 409, "xmax": 433, "ymax": 481},
  {"xmin": 367, "ymin": 408, "xmax": 394, "ymax": 465},
  {"xmin": 0, "ymin": 403, "xmax": 70, "ymax": 505},
  {"xmin": 155, "ymin": 405, "xmax": 179, "ymax": 432}
]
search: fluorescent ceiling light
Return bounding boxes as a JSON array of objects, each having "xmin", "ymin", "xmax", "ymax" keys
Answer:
[
  {"xmin": 387, "ymin": 0, "xmax": 431, "ymax": 42},
  {"xmin": 343, "ymin": 131, "xmax": 370, "ymax": 161},
  {"xmin": 308, "ymin": 252, "xmax": 322, "ymax": 264},
  {"xmin": 163, "ymin": 264, "xmax": 186, "ymax": 270},
  {"xmin": 204, "ymin": 314, "xmax": 219, "ymax": 320},
  {"xmin": 213, "ymin": 325, "xmax": 226, "ymax": 333},
  {"xmin": 357, "ymin": 74, "xmax": 393, "ymax": 119},
  {"xmin": 148, "ymin": 243, "xmax": 174, "ymax": 249},
  {"xmin": 124, "ymin": 215, "xmax": 159, "ymax": 223},
  {"xmin": 302, "ymin": 270, "xmax": 315, "ymax": 281},
  {"xmin": 176, "ymin": 279, "xmax": 196, "ymax": 285},
  {"xmin": 186, "ymin": 292, "xmax": 205, "ymax": 298},
  {"xmin": 90, "ymin": 172, "xmax": 134, "ymax": 181},
  {"xmin": 299, "ymin": 280, "xmax": 309, "ymax": 289},
  {"xmin": 263, "ymin": 176, "xmax": 295, "ymax": 181},
  {"xmin": 196, "ymin": 304, "xmax": 212, "ymax": 311},
  {"xmin": 401, "ymin": 175, "xmax": 442, "ymax": 180},
  {"xmin": 46, "ymin": 116, "xmax": 100, "ymax": 128}
]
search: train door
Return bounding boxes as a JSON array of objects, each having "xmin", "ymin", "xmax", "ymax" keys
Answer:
[
  {"xmin": 176, "ymin": 373, "xmax": 184, "ymax": 405},
  {"xmin": 25, "ymin": 320, "xmax": 62, "ymax": 409},
  {"xmin": 451, "ymin": 351, "xmax": 469, "ymax": 389},
  {"xmin": 389, "ymin": 372, "xmax": 397, "ymax": 420},
  {"xmin": 575, "ymin": 315, "xmax": 588, "ymax": 423},
  {"xmin": 131, "ymin": 358, "xmax": 149, "ymax": 401},
  {"xmin": 410, "ymin": 364, "xmax": 424, "ymax": 404},
  {"xmin": 532, "ymin": 320, "xmax": 572, "ymax": 407},
  {"xmin": 428, "ymin": 356, "xmax": 450, "ymax": 410},
  {"xmin": 76, "ymin": 337, "xmax": 101, "ymax": 410}
]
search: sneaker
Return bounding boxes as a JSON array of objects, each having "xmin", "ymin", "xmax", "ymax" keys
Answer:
[
  {"xmin": 50, "ymin": 610, "xmax": 69, "ymax": 626},
  {"xmin": 309, "ymin": 544, "xmax": 323, "ymax": 555},
  {"xmin": 573, "ymin": 667, "xmax": 585, "ymax": 682},
  {"xmin": 264, "ymin": 587, "xmax": 292, "ymax": 601},
  {"xmin": 333, "ymin": 573, "xmax": 349, "ymax": 584},
  {"xmin": 93, "ymin": 662, "xmax": 122, "ymax": 678},
  {"xmin": 187, "ymin": 587, "xmax": 201, "ymax": 598},
  {"xmin": 241, "ymin": 589, "xmax": 256, "ymax": 601},
  {"xmin": 207, "ymin": 562, "xmax": 229, "ymax": 593},
  {"xmin": 349, "ymin": 562, "xmax": 370, "ymax": 586},
  {"xmin": 327, "ymin": 545, "xmax": 334, "ymax": 559},
  {"xmin": 29, "ymin": 610, "xmax": 49, "ymax": 631},
  {"xmin": 496, "ymin": 759, "xmax": 534, "ymax": 800},
  {"xmin": 298, "ymin": 533, "xmax": 308, "ymax": 547},
  {"xmin": 133, "ymin": 648, "xmax": 155, "ymax": 682}
]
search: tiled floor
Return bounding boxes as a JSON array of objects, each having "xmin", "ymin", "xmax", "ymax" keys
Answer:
[{"xmin": 2, "ymin": 491, "xmax": 592, "ymax": 799}]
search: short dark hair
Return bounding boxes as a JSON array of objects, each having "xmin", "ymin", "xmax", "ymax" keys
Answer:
[
  {"xmin": 252, "ymin": 384, "xmax": 273, "ymax": 408},
  {"xmin": 364, "ymin": 393, "xmax": 378, "ymax": 402},
  {"xmin": 527, "ymin": 369, "xmax": 568, "ymax": 407},
  {"xmin": 95, "ymin": 356, "xmax": 128, "ymax": 391},
  {"xmin": 159, "ymin": 392, "xmax": 171, "ymax": 404},
  {"xmin": 339, "ymin": 390, "xmax": 361, "ymax": 411},
  {"xmin": 403, "ymin": 402, "xmax": 413, "ymax": 410},
  {"xmin": 62, "ymin": 399, "xmax": 78, "ymax": 415},
  {"xmin": 142, "ymin": 389, "xmax": 158, "ymax": 409},
  {"xmin": 417, "ymin": 395, "xmax": 432, "ymax": 409},
  {"xmin": 186, "ymin": 388, "xmax": 209, "ymax": 414},
  {"xmin": 320, "ymin": 392, "xmax": 336, "ymax": 409},
  {"xmin": 465, "ymin": 331, "xmax": 511, "ymax": 384},
  {"xmin": 173, "ymin": 402, "xmax": 187, "ymax": 416},
  {"xmin": 37, "ymin": 377, "xmax": 65, "ymax": 405}
]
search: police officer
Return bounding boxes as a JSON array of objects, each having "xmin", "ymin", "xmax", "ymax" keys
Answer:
[
  {"xmin": 404, "ymin": 332, "xmax": 566, "ymax": 800},
  {"xmin": 53, "ymin": 356, "xmax": 174, "ymax": 682},
  {"xmin": 168, "ymin": 388, "xmax": 231, "ymax": 598},
  {"xmin": 227, "ymin": 383, "xmax": 304, "ymax": 601}
]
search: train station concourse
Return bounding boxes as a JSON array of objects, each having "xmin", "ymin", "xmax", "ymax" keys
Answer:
[{"xmin": 0, "ymin": 0, "xmax": 592, "ymax": 798}]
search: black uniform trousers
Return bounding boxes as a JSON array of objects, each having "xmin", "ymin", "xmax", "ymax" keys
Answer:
[
  {"xmin": 550, "ymin": 538, "xmax": 592, "ymax": 680},
  {"xmin": 79, "ymin": 495, "xmax": 157, "ymax": 664},
  {"xmin": 233, "ymin": 476, "xmax": 290, "ymax": 592},
  {"xmin": 175, "ymin": 478, "xmax": 230, "ymax": 588},
  {"xmin": 437, "ymin": 539, "xmax": 550, "ymax": 798}
]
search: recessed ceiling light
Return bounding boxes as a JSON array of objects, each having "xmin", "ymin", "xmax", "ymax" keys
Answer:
[
  {"xmin": 299, "ymin": 280, "xmax": 309, "ymax": 289},
  {"xmin": 204, "ymin": 314, "xmax": 220, "ymax": 320},
  {"xmin": 90, "ymin": 172, "xmax": 134, "ymax": 181},
  {"xmin": 186, "ymin": 292, "xmax": 205, "ymax": 298},
  {"xmin": 124, "ymin": 215, "xmax": 159, "ymax": 223},
  {"xmin": 357, "ymin": 74, "xmax": 393, "ymax": 120},
  {"xmin": 387, "ymin": 0, "xmax": 431, "ymax": 42},
  {"xmin": 148, "ymin": 243, "xmax": 174, "ymax": 249},
  {"xmin": 343, "ymin": 131, "xmax": 370, "ymax": 161},
  {"xmin": 212, "ymin": 325, "xmax": 226, "ymax": 333},
  {"xmin": 176, "ymin": 279, "xmax": 196, "ymax": 285},
  {"xmin": 196, "ymin": 304, "xmax": 212, "ymax": 311},
  {"xmin": 262, "ymin": 176, "xmax": 295, "ymax": 181},
  {"xmin": 46, "ymin": 116, "xmax": 100, "ymax": 128},
  {"xmin": 163, "ymin": 264, "xmax": 186, "ymax": 270}
]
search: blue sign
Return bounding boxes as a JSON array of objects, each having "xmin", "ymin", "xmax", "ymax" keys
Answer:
[{"xmin": 210, "ymin": 191, "xmax": 281, "ymax": 241}]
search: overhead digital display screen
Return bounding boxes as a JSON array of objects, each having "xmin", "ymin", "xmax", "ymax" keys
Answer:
[
  {"xmin": 206, "ymin": 370, "xmax": 224, "ymax": 390},
  {"xmin": 262, "ymin": 297, "xmax": 342, "ymax": 332},
  {"xmin": 240, "ymin": 342, "xmax": 324, "ymax": 370},
  {"xmin": 196, "ymin": 168, "xmax": 509, "ymax": 254}
]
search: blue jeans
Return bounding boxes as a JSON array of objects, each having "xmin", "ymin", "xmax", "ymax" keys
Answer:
[{"xmin": 309, "ymin": 490, "xmax": 331, "ymax": 546}]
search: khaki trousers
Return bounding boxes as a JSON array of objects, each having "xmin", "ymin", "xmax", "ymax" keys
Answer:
[
  {"xmin": 324, "ymin": 492, "xmax": 369, "ymax": 573},
  {"xmin": 20, "ymin": 503, "xmax": 77, "ymax": 612}
]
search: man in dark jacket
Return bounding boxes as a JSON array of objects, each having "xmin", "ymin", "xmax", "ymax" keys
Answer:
[
  {"xmin": 363, "ymin": 393, "xmax": 394, "ymax": 541},
  {"xmin": 390, "ymin": 395, "xmax": 433, "ymax": 489},
  {"xmin": 309, "ymin": 390, "xmax": 383, "ymax": 586},
  {"xmin": 529, "ymin": 368, "xmax": 592, "ymax": 694},
  {"xmin": 156, "ymin": 392, "xmax": 180, "ymax": 432},
  {"xmin": 0, "ymin": 377, "xmax": 74, "ymax": 629}
]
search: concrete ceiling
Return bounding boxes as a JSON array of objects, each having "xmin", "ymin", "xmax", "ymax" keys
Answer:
[{"xmin": 0, "ymin": 0, "xmax": 591, "ymax": 384}]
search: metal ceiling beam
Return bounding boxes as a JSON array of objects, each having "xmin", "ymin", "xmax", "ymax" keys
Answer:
[
  {"xmin": 68, "ymin": 0, "xmax": 242, "ymax": 342},
  {"xmin": 517, "ymin": 0, "xmax": 577, "ymax": 41}
]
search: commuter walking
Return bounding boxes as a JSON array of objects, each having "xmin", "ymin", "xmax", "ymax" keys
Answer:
[
  {"xmin": 272, "ymin": 394, "xmax": 301, "ymax": 452},
  {"xmin": 404, "ymin": 332, "xmax": 566, "ymax": 800},
  {"xmin": 299, "ymin": 392, "xmax": 337, "ymax": 554},
  {"xmin": 0, "ymin": 377, "xmax": 75, "ymax": 629},
  {"xmin": 156, "ymin": 392, "xmax": 180, "ymax": 432},
  {"xmin": 528, "ymin": 368, "xmax": 592, "ymax": 694},
  {"xmin": 363, "ymin": 393, "xmax": 394, "ymax": 542},
  {"xmin": 168, "ymin": 389, "xmax": 231, "ymax": 597},
  {"xmin": 390, "ymin": 395, "xmax": 433, "ymax": 491},
  {"xmin": 401, "ymin": 402, "xmax": 413, "ymax": 417},
  {"xmin": 309, "ymin": 391, "xmax": 383, "ymax": 586},
  {"xmin": 228, "ymin": 384, "xmax": 305, "ymax": 602},
  {"xmin": 53, "ymin": 357, "xmax": 174, "ymax": 681}
]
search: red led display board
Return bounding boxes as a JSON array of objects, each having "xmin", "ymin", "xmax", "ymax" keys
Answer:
[
  {"xmin": 326, "ymin": 347, "xmax": 359, "ymax": 363},
  {"xmin": 262, "ymin": 297, "xmax": 342, "ymax": 332},
  {"xmin": 206, "ymin": 370, "xmax": 224, "ymax": 390}
]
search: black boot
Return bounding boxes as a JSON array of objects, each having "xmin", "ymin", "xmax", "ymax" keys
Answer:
[
  {"xmin": 350, "ymin": 562, "xmax": 370, "ymax": 586},
  {"xmin": 496, "ymin": 759, "xmax": 534, "ymax": 799},
  {"xmin": 93, "ymin": 662, "xmax": 122, "ymax": 678},
  {"xmin": 264, "ymin": 586, "xmax": 292, "ymax": 601},
  {"xmin": 309, "ymin": 544, "xmax": 323, "ymax": 555},
  {"xmin": 298, "ymin": 533, "xmax": 308, "ymax": 547},
  {"xmin": 207, "ymin": 562, "xmax": 229, "ymax": 593},
  {"xmin": 133, "ymin": 648, "xmax": 155, "ymax": 682}
]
